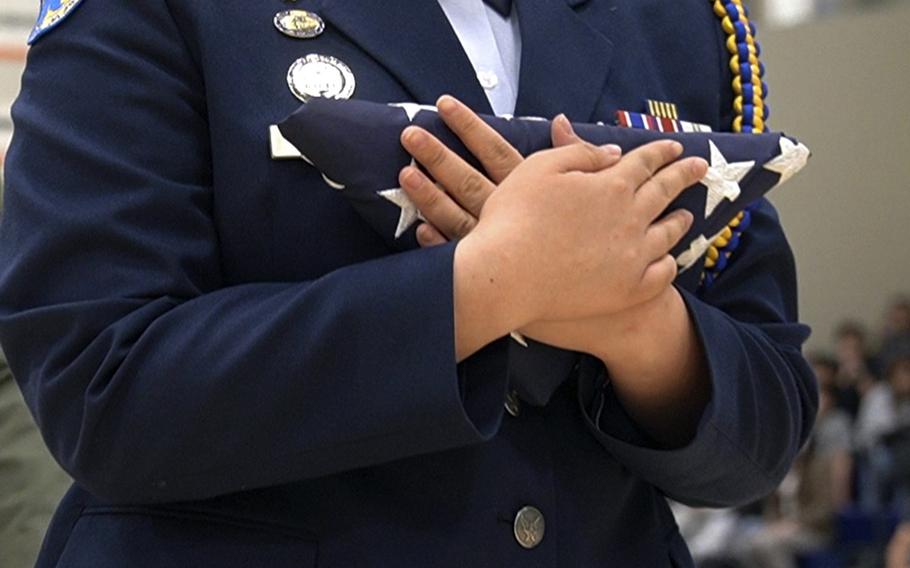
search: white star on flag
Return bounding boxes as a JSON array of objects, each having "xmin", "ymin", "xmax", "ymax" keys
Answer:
[
  {"xmin": 510, "ymin": 331, "xmax": 528, "ymax": 347},
  {"xmin": 389, "ymin": 102, "xmax": 438, "ymax": 122},
  {"xmin": 763, "ymin": 137, "xmax": 810, "ymax": 187},
  {"xmin": 268, "ymin": 124, "xmax": 311, "ymax": 163},
  {"xmin": 377, "ymin": 161, "xmax": 422, "ymax": 238},
  {"xmin": 702, "ymin": 140, "xmax": 754, "ymax": 217},
  {"xmin": 675, "ymin": 224, "xmax": 731, "ymax": 273},
  {"xmin": 321, "ymin": 173, "xmax": 345, "ymax": 191},
  {"xmin": 676, "ymin": 235, "xmax": 711, "ymax": 273},
  {"xmin": 377, "ymin": 188, "xmax": 420, "ymax": 239}
]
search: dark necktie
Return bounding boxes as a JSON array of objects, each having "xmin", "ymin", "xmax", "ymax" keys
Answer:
[{"xmin": 483, "ymin": 0, "xmax": 513, "ymax": 17}]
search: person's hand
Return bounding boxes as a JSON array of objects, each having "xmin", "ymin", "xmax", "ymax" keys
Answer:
[
  {"xmin": 516, "ymin": 286, "xmax": 672, "ymax": 355},
  {"xmin": 402, "ymin": 96, "xmax": 707, "ymax": 323},
  {"xmin": 400, "ymin": 96, "xmax": 591, "ymax": 245}
]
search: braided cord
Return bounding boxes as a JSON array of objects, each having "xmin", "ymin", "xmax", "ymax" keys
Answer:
[{"xmin": 703, "ymin": 0, "xmax": 767, "ymax": 289}]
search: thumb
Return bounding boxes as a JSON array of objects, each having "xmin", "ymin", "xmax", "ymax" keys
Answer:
[{"xmin": 551, "ymin": 114, "xmax": 584, "ymax": 147}]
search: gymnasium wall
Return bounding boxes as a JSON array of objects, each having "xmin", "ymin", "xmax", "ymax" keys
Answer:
[{"xmin": 761, "ymin": 1, "xmax": 910, "ymax": 351}]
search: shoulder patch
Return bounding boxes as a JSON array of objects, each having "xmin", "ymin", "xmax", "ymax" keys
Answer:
[{"xmin": 28, "ymin": 0, "xmax": 86, "ymax": 45}]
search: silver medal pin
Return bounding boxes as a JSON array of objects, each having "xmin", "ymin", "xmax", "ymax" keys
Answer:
[
  {"xmin": 274, "ymin": 10, "xmax": 325, "ymax": 39},
  {"xmin": 287, "ymin": 54, "xmax": 356, "ymax": 103}
]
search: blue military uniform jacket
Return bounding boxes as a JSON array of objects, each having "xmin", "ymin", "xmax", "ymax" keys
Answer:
[{"xmin": 0, "ymin": 0, "xmax": 817, "ymax": 566}]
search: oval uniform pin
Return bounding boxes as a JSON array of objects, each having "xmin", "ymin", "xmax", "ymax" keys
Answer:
[
  {"xmin": 287, "ymin": 54, "xmax": 356, "ymax": 103},
  {"xmin": 274, "ymin": 10, "xmax": 325, "ymax": 39}
]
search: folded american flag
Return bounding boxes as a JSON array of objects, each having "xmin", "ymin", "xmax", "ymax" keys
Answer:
[{"xmin": 274, "ymin": 98, "xmax": 809, "ymax": 290}]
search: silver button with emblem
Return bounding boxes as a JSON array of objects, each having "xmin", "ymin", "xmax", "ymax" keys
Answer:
[
  {"xmin": 287, "ymin": 54, "xmax": 356, "ymax": 103},
  {"xmin": 274, "ymin": 10, "xmax": 325, "ymax": 39},
  {"xmin": 513, "ymin": 505, "xmax": 545, "ymax": 549},
  {"xmin": 504, "ymin": 390, "xmax": 521, "ymax": 417}
]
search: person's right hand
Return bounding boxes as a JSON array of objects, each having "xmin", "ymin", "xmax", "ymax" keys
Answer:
[{"xmin": 457, "ymin": 138, "xmax": 703, "ymax": 325}]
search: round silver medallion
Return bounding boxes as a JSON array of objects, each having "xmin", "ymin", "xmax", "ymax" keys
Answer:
[
  {"xmin": 513, "ymin": 505, "xmax": 545, "ymax": 549},
  {"xmin": 273, "ymin": 10, "xmax": 325, "ymax": 39},
  {"xmin": 287, "ymin": 54, "xmax": 356, "ymax": 103}
]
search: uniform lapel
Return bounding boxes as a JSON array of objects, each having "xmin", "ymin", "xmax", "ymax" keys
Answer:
[
  {"xmin": 514, "ymin": 0, "xmax": 614, "ymax": 121},
  {"xmin": 315, "ymin": 0, "xmax": 494, "ymax": 114}
]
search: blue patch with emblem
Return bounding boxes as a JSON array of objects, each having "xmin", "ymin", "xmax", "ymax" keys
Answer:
[{"xmin": 28, "ymin": 0, "xmax": 85, "ymax": 45}]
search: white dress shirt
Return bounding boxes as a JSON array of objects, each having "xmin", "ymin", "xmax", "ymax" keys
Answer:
[{"xmin": 437, "ymin": 0, "xmax": 522, "ymax": 116}]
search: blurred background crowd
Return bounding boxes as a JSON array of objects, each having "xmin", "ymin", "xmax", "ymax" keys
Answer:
[{"xmin": 2, "ymin": 0, "xmax": 909, "ymax": 567}]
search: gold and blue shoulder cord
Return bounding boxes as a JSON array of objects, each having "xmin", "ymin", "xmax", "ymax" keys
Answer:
[{"xmin": 702, "ymin": 0, "xmax": 767, "ymax": 290}]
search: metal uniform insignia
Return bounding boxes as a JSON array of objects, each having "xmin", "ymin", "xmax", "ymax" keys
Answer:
[
  {"xmin": 28, "ymin": 0, "xmax": 85, "ymax": 44},
  {"xmin": 513, "ymin": 506, "xmax": 546, "ymax": 549},
  {"xmin": 273, "ymin": 10, "xmax": 325, "ymax": 39},
  {"xmin": 287, "ymin": 54, "xmax": 356, "ymax": 103}
]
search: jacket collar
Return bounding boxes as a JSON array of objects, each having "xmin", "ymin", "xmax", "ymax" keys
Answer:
[
  {"xmin": 314, "ymin": 0, "xmax": 494, "ymax": 113},
  {"xmin": 315, "ymin": 0, "xmax": 609, "ymax": 121},
  {"xmin": 513, "ymin": 0, "xmax": 613, "ymax": 121}
]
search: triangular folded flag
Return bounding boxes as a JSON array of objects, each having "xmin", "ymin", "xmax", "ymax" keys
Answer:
[{"xmin": 276, "ymin": 98, "xmax": 809, "ymax": 291}]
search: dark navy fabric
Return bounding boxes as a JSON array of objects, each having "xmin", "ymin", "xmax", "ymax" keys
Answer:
[{"xmin": 0, "ymin": 0, "xmax": 817, "ymax": 566}]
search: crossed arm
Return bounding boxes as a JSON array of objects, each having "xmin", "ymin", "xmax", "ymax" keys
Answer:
[{"xmin": 401, "ymin": 96, "xmax": 711, "ymax": 447}]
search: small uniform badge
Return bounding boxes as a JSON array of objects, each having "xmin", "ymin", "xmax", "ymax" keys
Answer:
[
  {"xmin": 273, "ymin": 10, "xmax": 325, "ymax": 39},
  {"xmin": 28, "ymin": 0, "xmax": 85, "ymax": 44},
  {"xmin": 287, "ymin": 54, "xmax": 356, "ymax": 103}
]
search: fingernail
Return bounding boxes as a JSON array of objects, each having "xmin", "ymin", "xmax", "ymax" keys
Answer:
[
  {"xmin": 555, "ymin": 114, "xmax": 574, "ymax": 137},
  {"xmin": 437, "ymin": 95, "xmax": 456, "ymax": 114},
  {"xmin": 400, "ymin": 166, "xmax": 418, "ymax": 186},
  {"xmin": 402, "ymin": 127, "xmax": 425, "ymax": 146},
  {"xmin": 669, "ymin": 141, "xmax": 684, "ymax": 154},
  {"xmin": 691, "ymin": 158, "xmax": 708, "ymax": 175},
  {"xmin": 601, "ymin": 144, "xmax": 622, "ymax": 156}
]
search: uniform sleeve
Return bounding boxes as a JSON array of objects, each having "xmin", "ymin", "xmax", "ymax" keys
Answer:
[
  {"xmin": 578, "ymin": 199, "xmax": 819, "ymax": 507},
  {"xmin": 0, "ymin": 0, "xmax": 507, "ymax": 504}
]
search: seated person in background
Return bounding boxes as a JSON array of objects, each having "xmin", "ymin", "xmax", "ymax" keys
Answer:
[
  {"xmin": 833, "ymin": 321, "xmax": 878, "ymax": 419},
  {"xmin": 856, "ymin": 356, "xmax": 910, "ymax": 512},
  {"xmin": 809, "ymin": 353, "xmax": 843, "ymax": 414},
  {"xmin": 736, "ymin": 383, "xmax": 853, "ymax": 568},
  {"xmin": 880, "ymin": 297, "xmax": 910, "ymax": 375}
]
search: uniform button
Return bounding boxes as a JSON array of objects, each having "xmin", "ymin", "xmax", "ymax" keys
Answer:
[
  {"xmin": 513, "ymin": 505, "xmax": 545, "ymax": 549},
  {"xmin": 477, "ymin": 70, "xmax": 499, "ymax": 90},
  {"xmin": 504, "ymin": 390, "xmax": 521, "ymax": 417}
]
